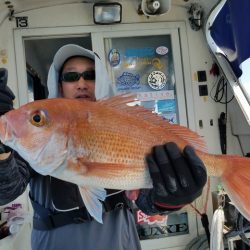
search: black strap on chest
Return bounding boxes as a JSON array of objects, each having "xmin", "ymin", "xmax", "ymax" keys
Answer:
[{"xmin": 30, "ymin": 190, "xmax": 132, "ymax": 231}]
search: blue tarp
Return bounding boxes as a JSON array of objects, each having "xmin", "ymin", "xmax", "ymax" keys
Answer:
[{"xmin": 210, "ymin": 0, "xmax": 250, "ymax": 78}]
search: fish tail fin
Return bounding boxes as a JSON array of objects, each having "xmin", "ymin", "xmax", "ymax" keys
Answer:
[{"xmin": 220, "ymin": 155, "xmax": 250, "ymax": 221}]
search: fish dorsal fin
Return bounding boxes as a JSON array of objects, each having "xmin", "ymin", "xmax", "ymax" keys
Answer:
[
  {"xmin": 164, "ymin": 124, "xmax": 208, "ymax": 152},
  {"xmin": 97, "ymin": 93, "xmax": 137, "ymax": 109},
  {"xmin": 98, "ymin": 94, "xmax": 207, "ymax": 152}
]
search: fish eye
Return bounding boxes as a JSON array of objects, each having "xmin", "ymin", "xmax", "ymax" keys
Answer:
[
  {"xmin": 30, "ymin": 110, "xmax": 47, "ymax": 127},
  {"xmin": 33, "ymin": 114, "xmax": 41, "ymax": 123}
]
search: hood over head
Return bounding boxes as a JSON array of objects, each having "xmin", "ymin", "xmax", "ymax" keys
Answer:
[{"xmin": 47, "ymin": 44, "xmax": 115, "ymax": 100}]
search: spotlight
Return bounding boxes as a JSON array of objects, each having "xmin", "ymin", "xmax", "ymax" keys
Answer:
[{"xmin": 93, "ymin": 2, "xmax": 122, "ymax": 24}]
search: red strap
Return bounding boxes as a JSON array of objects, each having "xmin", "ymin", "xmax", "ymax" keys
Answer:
[
  {"xmin": 154, "ymin": 202, "xmax": 185, "ymax": 209},
  {"xmin": 154, "ymin": 177, "xmax": 211, "ymax": 213},
  {"xmin": 189, "ymin": 176, "xmax": 211, "ymax": 217}
]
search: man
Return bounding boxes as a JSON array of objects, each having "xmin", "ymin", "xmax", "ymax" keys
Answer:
[{"xmin": 0, "ymin": 44, "xmax": 207, "ymax": 250}]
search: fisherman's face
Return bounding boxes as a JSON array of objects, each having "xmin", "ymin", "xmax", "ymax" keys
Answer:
[{"xmin": 60, "ymin": 57, "xmax": 96, "ymax": 101}]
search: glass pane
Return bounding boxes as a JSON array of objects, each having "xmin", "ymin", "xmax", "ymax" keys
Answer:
[
  {"xmin": 104, "ymin": 34, "xmax": 190, "ymax": 241},
  {"xmin": 105, "ymin": 35, "xmax": 179, "ymax": 124}
]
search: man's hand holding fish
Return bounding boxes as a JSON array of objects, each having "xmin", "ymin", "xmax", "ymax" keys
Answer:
[{"xmin": 136, "ymin": 142, "xmax": 207, "ymax": 215}]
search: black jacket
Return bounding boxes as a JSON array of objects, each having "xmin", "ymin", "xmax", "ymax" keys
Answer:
[{"xmin": 0, "ymin": 151, "xmax": 131, "ymax": 219}]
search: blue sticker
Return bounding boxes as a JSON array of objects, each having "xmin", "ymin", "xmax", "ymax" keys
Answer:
[
  {"xmin": 125, "ymin": 47, "xmax": 155, "ymax": 57},
  {"xmin": 108, "ymin": 49, "xmax": 120, "ymax": 67},
  {"xmin": 157, "ymin": 99, "xmax": 176, "ymax": 113},
  {"xmin": 117, "ymin": 72, "xmax": 140, "ymax": 91}
]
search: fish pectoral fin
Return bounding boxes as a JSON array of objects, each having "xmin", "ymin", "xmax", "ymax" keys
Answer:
[
  {"xmin": 70, "ymin": 160, "xmax": 130, "ymax": 178},
  {"xmin": 78, "ymin": 186, "xmax": 107, "ymax": 224}
]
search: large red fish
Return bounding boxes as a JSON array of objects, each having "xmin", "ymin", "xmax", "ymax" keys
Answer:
[{"xmin": 0, "ymin": 95, "xmax": 249, "ymax": 223}]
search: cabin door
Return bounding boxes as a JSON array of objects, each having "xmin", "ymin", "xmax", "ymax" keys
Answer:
[{"xmin": 92, "ymin": 25, "xmax": 198, "ymax": 250}]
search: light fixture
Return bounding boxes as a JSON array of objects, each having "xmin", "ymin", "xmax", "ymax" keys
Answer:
[
  {"xmin": 140, "ymin": 0, "xmax": 171, "ymax": 17},
  {"xmin": 93, "ymin": 2, "xmax": 122, "ymax": 24}
]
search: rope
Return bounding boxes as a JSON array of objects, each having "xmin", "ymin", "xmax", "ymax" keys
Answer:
[
  {"xmin": 189, "ymin": 177, "xmax": 211, "ymax": 246},
  {"xmin": 189, "ymin": 177, "xmax": 211, "ymax": 216},
  {"xmin": 203, "ymin": 177, "xmax": 211, "ymax": 213}
]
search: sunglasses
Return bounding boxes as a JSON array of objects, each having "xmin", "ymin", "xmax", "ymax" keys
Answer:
[{"xmin": 61, "ymin": 70, "xmax": 95, "ymax": 82}]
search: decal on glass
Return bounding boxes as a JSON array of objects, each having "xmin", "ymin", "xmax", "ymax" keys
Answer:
[{"xmin": 148, "ymin": 71, "xmax": 167, "ymax": 90}]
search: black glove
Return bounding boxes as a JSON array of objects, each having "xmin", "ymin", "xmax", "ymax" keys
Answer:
[
  {"xmin": 0, "ymin": 68, "xmax": 14, "ymax": 154},
  {"xmin": 0, "ymin": 68, "xmax": 15, "ymax": 116},
  {"xmin": 136, "ymin": 142, "xmax": 207, "ymax": 214}
]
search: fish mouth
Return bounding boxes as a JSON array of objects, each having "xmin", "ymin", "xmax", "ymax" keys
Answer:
[{"xmin": 0, "ymin": 116, "xmax": 15, "ymax": 145}]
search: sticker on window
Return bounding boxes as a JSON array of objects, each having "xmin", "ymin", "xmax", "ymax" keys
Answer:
[
  {"xmin": 108, "ymin": 49, "xmax": 120, "ymax": 67},
  {"xmin": 148, "ymin": 71, "xmax": 167, "ymax": 90},
  {"xmin": 156, "ymin": 46, "xmax": 168, "ymax": 55}
]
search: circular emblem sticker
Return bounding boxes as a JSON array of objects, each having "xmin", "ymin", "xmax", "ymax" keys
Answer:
[
  {"xmin": 108, "ymin": 49, "xmax": 120, "ymax": 67},
  {"xmin": 156, "ymin": 46, "xmax": 168, "ymax": 55},
  {"xmin": 148, "ymin": 71, "xmax": 167, "ymax": 90}
]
